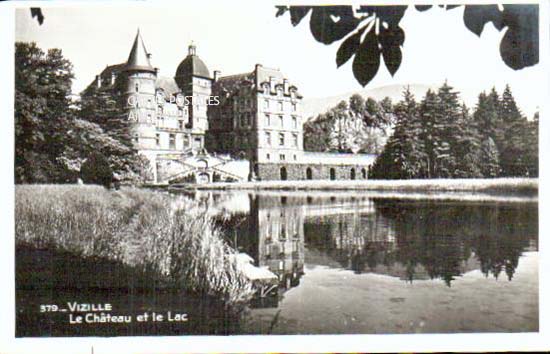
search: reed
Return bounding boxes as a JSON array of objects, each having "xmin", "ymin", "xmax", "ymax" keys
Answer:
[{"xmin": 15, "ymin": 185, "xmax": 254, "ymax": 305}]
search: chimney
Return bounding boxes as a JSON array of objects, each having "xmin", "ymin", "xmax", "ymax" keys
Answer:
[
  {"xmin": 96, "ymin": 75, "xmax": 102, "ymax": 88},
  {"xmin": 111, "ymin": 72, "xmax": 116, "ymax": 85},
  {"xmin": 255, "ymin": 64, "xmax": 262, "ymax": 87},
  {"xmin": 269, "ymin": 76, "xmax": 276, "ymax": 91},
  {"xmin": 213, "ymin": 70, "xmax": 221, "ymax": 82}
]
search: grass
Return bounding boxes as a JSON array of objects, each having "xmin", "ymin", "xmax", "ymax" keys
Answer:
[
  {"xmin": 171, "ymin": 177, "xmax": 538, "ymax": 195},
  {"xmin": 15, "ymin": 185, "xmax": 254, "ymax": 305}
]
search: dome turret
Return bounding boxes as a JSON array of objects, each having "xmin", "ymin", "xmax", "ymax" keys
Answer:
[{"xmin": 175, "ymin": 43, "xmax": 211, "ymax": 88}]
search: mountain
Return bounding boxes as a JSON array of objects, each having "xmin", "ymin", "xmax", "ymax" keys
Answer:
[{"xmin": 301, "ymin": 83, "xmax": 437, "ymax": 120}]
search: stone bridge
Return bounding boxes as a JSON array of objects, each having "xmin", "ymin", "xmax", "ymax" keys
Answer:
[{"xmin": 155, "ymin": 151, "xmax": 249, "ymax": 184}]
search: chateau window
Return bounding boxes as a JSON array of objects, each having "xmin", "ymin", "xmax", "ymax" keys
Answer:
[
  {"xmin": 266, "ymin": 153, "xmax": 270, "ymax": 160},
  {"xmin": 135, "ymin": 83, "xmax": 139, "ymax": 92},
  {"xmin": 155, "ymin": 133, "xmax": 160, "ymax": 147},
  {"xmin": 280, "ymin": 224, "xmax": 286, "ymax": 240},
  {"xmin": 279, "ymin": 133, "xmax": 285, "ymax": 146},
  {"xmin": 178, "ymin": 120, "xmax": 184, "ymax": 130},
  {"xmin": 280, "ymin": 154, "xmax": 286, "ymax": 161},
  {"xmin": 169, "ymin": 134, "xmax": 176, "ymax": 149},
  {"xmin": 279, "ymin": 115, "xmax": 284, "ymax": 127},
  {"xmin": 265, "ymin": 114, "xmax": 270, "ymax": 126},
  {"xmin": 292, "ymin": 116, "xmax": 297, "ymax": 129},
  {"xmin": 292, "ymin": 133, "xmax": 298, "ymax": 147},
  {"xmin": 292, "ymin": 102, "xmax": 297, "ymax": 111},
  {"xmin": 264, "ymin": 99, "xmax": 269, "ymax": 109},
  {"xmin": 184, "ymin": 135, "xmax": 190, "ymax": 147},
  {"xmin": 293, "ymin": 154, "xmax": 297, "ymax": 161},
  {"xmin": 264, "ymin": 84, "xmax": 270, "ymax": 94},
  {"xmin": 277, "ymin": 87, "xmax": 283, "ymax": 97},
  {"xmin": 266, "ymin": 132, "xmax": 271, "ymax": 146},
  {"xmin": 147, "ymin": 113, "xmax": 152, "ymax": 123},
  {"xmin": 278, "ymin": 101, "xmax": 283, "ymax": 111}
]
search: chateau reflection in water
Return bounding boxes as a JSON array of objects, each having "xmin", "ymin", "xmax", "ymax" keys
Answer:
[{"xmin": 189, "ymin": 191, "xmax": 538, "ymax": 307}]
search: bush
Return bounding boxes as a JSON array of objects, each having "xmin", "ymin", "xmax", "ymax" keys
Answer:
[{"xmin": 80, "ymin": 152, "xmax": 113, "ymax": 188}]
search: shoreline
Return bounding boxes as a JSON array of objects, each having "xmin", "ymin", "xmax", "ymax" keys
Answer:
[{"xmin": 160, "ymin": 177, "xmax": 538, "ymax": 195}]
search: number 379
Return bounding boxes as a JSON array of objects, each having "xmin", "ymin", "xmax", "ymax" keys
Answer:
[{"xmin": 40, "ymin": 304, "xmax": 59, "ymax": 312}]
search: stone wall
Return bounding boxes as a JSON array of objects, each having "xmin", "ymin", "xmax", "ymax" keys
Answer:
[{"xmin": 255, "ymin": 163, "xmax": 371, "ymax": 181}]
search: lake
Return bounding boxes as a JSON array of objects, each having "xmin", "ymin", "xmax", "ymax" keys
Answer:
[
  {"xmin": 16, "ymin": 189, "xmax": 538, "ymax": 336},
  {"xmin": 192, "ymin": 190, "xmax": 538, "ymax": 334}
]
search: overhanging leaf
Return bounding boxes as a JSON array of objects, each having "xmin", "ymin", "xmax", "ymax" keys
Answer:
[
  {"xmin": 373, "ymin": 6, "xmax": 407, "ymax": 27},
  {"xmin": 379, "ymin": 26, "xmax": 405, "ymax": 48},
  {"xmin": 415, "ymin": 5, "xmax": 432, "ymax": 12},
  {"xmin": 352, "ymin": 29, "xmax": 380, "ymax": 87},
  {"xmin": 336, "ymin": 28, "xmax": 365, "ymax": 68},
  {"xmin": 289, "ymin": 6, "xmax": 312, "ymax": 26},
  {"xmin": 499, "ymin": 4, "xmax": 538, "ymax": 70},
  {"xmin": 382, "ymin": 45, "xmax": 402, "ymax": 76},
  {"xmin": 275, "ymin": 6, "xmax": 287, "ymax": 18},
  {"xmin": 310, "ymin": 6, "xmax": 359, "ymax": 45},
  {"xmin": 463, "ymin": 5, "xmax": 503, "ymax": 37}
]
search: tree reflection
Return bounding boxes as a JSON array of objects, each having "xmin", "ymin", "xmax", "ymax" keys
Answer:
[
  {"xmin": 304, "ymin": 198, "xmax": 537, "ymax": 286},
  {"xmin": 212, "ymin": 192, "xmax": 537, "ymax": 292}
]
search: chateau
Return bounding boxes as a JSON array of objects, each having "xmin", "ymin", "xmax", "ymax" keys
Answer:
[{"xmin": 83, "ymin": 30, "xmax": 375, "ymax": 183}]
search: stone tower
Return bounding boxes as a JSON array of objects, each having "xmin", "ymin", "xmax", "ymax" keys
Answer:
[
  {"xmin": 174, "ymin": 43, "xmax": 212, "ymax": 150},
  {"xmin": 122, "ymin": 29, "xmax": 158, "ymax": 151}
]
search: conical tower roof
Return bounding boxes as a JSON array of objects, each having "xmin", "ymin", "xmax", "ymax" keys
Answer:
[{"xmin": 125, "ymin": 29, "xmax": 155, "ymax": 73}]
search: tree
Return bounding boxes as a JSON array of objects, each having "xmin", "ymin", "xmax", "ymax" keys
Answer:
[
  {"xmin": 276, "ymin": 5, "xmax": 538, "ymax": 86},
  {"xmin": 15, "ymin": 41, "xmax": 152, "ymax": 185},
  {"xmin": 480, "ymin": 137, "xmax": 500, "ymax": 177},
  {"xmin": 80, "ymin": 151, "xmax": 113, "ymax": 188},
  {"xmin": 453, "ymin": 103, "xmax": 483, "ymax": 178},
  {"xmin": 370, "ymin": 87, "xmax": 426, "ymax": 179},
  {"xmin": 303, "ymin": 113, "xmax": 332, "ymax": 152},
  {"xmin": 499, "ymin": 85, "xmax": 530, "ymax": 176},
  {"xmin": 80, "ymin": 79, "xmax": 152, "ymax": 184},
  {"xmin": 304, "ymin": 95, "xmax": 392, "ymax": 154},
  {"xmin": 15, "ymin": 42, "xmax": 75, "ymax": 183}
]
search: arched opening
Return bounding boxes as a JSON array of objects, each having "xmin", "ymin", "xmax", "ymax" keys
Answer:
[
  {"xmin": 350, "ymin": 168, "xmax": 356, "ymax": 180},
  {"xmin": 330, "ymin": 168, "xmax": 336, "ymax": 180},
  {"xmin": 197, "ymin": 173, "xmax": 210, "ymax": 184},
  {"xmin": 280, "ymin": 167, "xmax": 287, "ymax": 181},
  {"xmin": 306, "ymin": 167, "xmax": 313, "ymax": 180},
  {"xmin": 196, "ymin": 159, "xmax": 208, "ymax": 169},
  {"xmin": 361, "ymin": 168, "xmax": 367, "ymax": 179}
]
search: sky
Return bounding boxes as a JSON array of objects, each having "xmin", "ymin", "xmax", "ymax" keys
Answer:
[{"xmin": 15, "ymin": 2, "xmax": 544, "ymax": 117}]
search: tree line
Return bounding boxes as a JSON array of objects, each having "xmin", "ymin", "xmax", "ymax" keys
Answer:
[
  {"xmin": 369, "ymin": 82, "xmax": 538, "ymax": 179},
  {"xmin": 15, "ymin": 42, "xmax": 150, "ymax": 185}
]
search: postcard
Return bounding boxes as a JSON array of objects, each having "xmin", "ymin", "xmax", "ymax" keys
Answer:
[{"xmin": 1, "ymin": 0, "xmax": 548, "ymax": 353}]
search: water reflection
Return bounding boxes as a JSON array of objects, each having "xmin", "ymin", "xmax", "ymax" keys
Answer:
[{"xmin": 190, "ymin": 191, "xmax": 537, "ymax": 306}]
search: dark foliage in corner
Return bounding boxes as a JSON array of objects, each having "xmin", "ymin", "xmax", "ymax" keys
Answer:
[
  {"xmin": 276, "ymin": 4, "xmax": 539, "ymax": 86},
  {"xmin": 80, "ymin": 152, "xmax": 113, "ymax": 188}
]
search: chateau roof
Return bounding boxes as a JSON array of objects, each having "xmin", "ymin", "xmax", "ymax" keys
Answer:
[
  {"xmin": 125, "ymin": 29, "xmax": 155, "ymax": 73},
  {"xmin": 175, "ymin": 44, "xmax": 211, "ymax": 80},
  {"xmin": 213, "ymin": 72, "xmax": 255, "ymax": 94},
  {"xmin": 155, "ymin": 76, "xmax": 180, "ymax": 96},
  {"xmin": 212, "ymin": 65, "xmax": 302, "ymax": 98}
]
